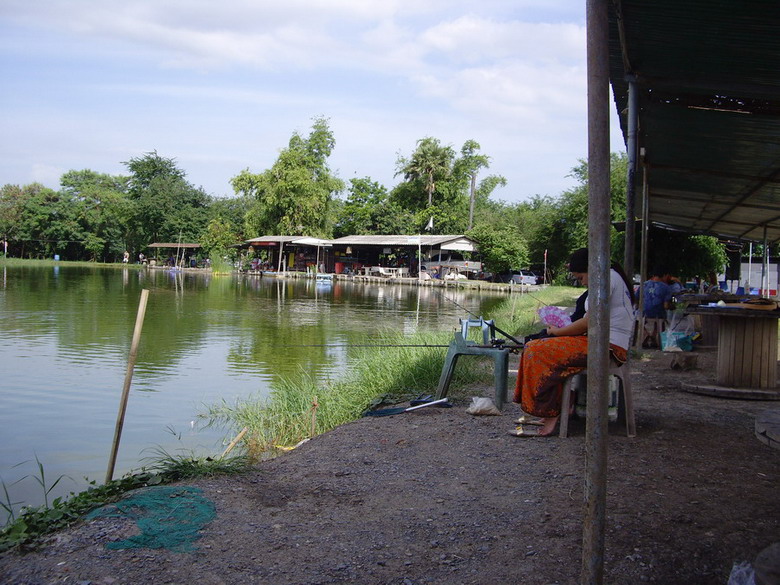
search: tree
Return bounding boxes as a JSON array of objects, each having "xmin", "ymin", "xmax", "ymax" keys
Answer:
[
  {"xmin": 520, "ymin": 152, "xmax": 628, "ymax": 276},
  {"xmin": 60, "ymin": 169, "xmax": 131, "ymax": 261},
  {"xmin": 124, "ymin": 151, "xmax": 211, "ymax": 253},
  {"xmin": 644, "ymin": 229, "xmax": 727, "ymax": 279},
  {"xmin": 396, "ymin": 137, "xmax": 455, "ymax": 208},
  {"xmin": 468, "ymin": 223, "xmax": 529, "ymax": 275},
  {"xmin": 231, "ymin": 117, "xmax": 344, "ymax": 237},
  {"xmin": 200, "ymin": 217, "xmax": 241, "ymax": 261},
  {"xmin": 454, "ymin": 140, "xmax": 490, "ymax": 230}
]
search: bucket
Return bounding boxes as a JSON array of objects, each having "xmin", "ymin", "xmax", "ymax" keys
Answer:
[{"xmin": 572, "ymin": 374, "xmax": 619, "ymax": 422}]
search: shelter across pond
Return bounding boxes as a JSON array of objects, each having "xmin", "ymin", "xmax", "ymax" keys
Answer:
[
  {"xmin": 236, "ymin": 234, "xmax": 482, "ymax": 279},
  {"xmin": 146, "ymin": 242, "xmax": 205, "ymax": 268}
]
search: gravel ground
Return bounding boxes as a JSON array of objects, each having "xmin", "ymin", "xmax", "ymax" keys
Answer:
[{"xmin": 2, "ymin": 348, "xmax": 779, "ymax": 585}]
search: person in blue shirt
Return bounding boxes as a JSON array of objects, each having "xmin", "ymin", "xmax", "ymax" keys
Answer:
[{"xmin": 642, "ymin": 268, "xmax": 673, "ymax": 319}]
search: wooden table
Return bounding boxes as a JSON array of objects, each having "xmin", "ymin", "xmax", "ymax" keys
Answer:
[{"xmin": 686, "ymin": 305, "xmax": 780, "ymax": 389}]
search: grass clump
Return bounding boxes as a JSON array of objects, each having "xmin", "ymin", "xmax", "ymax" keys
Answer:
[{"xmin": 206, "ymin": 329, "xmax": 483, "ymax": 454}]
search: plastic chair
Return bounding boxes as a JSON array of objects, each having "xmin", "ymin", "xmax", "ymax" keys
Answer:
[{"xmin": 559, "ymin": 360, "xmax": 636, "ymax": 438}]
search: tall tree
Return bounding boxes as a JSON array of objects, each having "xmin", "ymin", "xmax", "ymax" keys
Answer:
[
  {"xmin": 231, "ymin": 117, "xmax": 344, "ymax": 237},
  {"xmin": 59, "ymin": 170, "xmax": 131, "ymax": 261},
  {"xmin": 396, "ymin": 137, "xmax": 455, "ymax": 208},
  {"xmin": 454, "ymin": 140, "xmax": 491, "ymax": 230},
  {"xmin": 124, "ymin": 151, "xmax": 211, "ymax": 252}
]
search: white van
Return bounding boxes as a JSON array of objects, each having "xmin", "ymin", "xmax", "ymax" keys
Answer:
[{"xmin": 421, "ymin": 251, "xmax": 482, "ymax": 275}]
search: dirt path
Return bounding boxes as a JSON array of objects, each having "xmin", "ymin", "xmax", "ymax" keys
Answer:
[{"xmin": 2, "ymin": 349, "xmax": 779, "ymax": 585}]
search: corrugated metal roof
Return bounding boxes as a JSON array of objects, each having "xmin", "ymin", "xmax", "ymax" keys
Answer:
[
  {"xmin": 242, "ymin": 234, "xmax": 477, "ymax": 252},
  {"xmin": 330, "ymin": 235, "xmax": 477, "ymax": 251},
  {"xmin": 147, "ymin": 243, "xmax": 201, "ymax": 248},
  {"xmin": 609, "ymin": 0, "xmax": 780, "ymax": 243}
]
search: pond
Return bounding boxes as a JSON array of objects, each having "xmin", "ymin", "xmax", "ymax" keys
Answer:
[{"xmin": 0, "ymin": 264, "xmax": 507, "ymax": 518}]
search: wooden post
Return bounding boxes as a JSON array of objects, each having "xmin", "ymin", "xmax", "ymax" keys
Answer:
[
  {"xmin": 105, "ymin": 289, "xmax": 150, "ymax": 484},
  {"xmin": 310, "ymin": 396, "xmax": 319, "ymax": 438},
  {"xmin": 221, "ymin": 427, "xmax": 249, "ymax": 458}
]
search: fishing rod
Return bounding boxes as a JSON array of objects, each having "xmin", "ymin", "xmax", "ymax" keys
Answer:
[
  {"xmin": 277, "ymin": 341, "xmax": 521, "ymax": 350},
  {"xmin": 278, "ymin": 343, "xmax": 451, "ymax": 348},
  {"xmin": 437, "ymin": 290, "xmax": 525, "ymax": 347}
]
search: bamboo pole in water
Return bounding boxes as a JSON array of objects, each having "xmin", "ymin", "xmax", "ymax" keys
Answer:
[{"xmin": 105, "ymin": 288, "xmax": 150, "ymax": 484}]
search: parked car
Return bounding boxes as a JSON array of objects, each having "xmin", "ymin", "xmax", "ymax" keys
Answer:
[{"xmin": 498, "ymin": 269, "xmax": 540, "ymax": 285}]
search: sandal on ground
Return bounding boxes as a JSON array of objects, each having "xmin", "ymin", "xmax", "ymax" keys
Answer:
[
  {"xmin": 514, "ymin": 415, "xmax": 544, "ymax": 426},
  {"xmin": 508, "ymin": 426, "xmax": 542, "ymax": 437}
]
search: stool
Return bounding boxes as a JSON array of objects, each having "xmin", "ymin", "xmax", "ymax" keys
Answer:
[
  {"xmin": 559, "ymin": 361, "xmax": 636, "ymax": 438},
  {"xmin": 640, "ymin": 317, "xmax": 667, "ymax": 348},
  {"xmin": 435, "ymin": 332, "xmax": 510, "ymax": 410}
]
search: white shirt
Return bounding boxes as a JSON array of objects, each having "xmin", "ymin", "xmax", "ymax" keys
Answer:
[{"xmin": 584, "ymin": 269, "xmax": 635, "ymax": 350}]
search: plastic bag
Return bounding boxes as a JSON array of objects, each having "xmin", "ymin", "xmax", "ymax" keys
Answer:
[
  {"xmin": 661, "ymin": 331, "xmax": 693, "ymax": 352},
  {"xmin": 667, "ymin": 311, "xmax": 695, "ymax": 336},
  {"xmin": 727, "ymin": 561, "xmax": 756, "ymax": 585},
  {"xmin": 662, "ymin": 311, "xmax": 695, "ymax": 351},
  {"xmin": 465, "ymin": 397, "xmax": 501, "ymax": 416}
]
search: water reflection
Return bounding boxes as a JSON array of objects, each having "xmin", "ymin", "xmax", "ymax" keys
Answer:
[{"xmin": 0, "ymin": 265, "xmax": 506, "ymax": 518}]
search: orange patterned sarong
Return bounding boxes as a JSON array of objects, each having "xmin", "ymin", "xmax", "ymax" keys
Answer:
[{"xmin": 514, "ymin": 336, "xmax": 627, "ymax": 418}]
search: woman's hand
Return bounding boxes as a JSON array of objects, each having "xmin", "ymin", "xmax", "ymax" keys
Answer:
[{"xmin": 547, "ymin": 326, "xmax": 559, "ymax": 336}]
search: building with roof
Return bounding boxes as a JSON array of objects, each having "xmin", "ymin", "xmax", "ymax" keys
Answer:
[{"xmin": 237, "ymin": 234, "xmax": 480, "ymax": 276}]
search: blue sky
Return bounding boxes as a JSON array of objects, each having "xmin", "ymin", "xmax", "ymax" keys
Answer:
[{"xmin": 1, "ymin": 0, "xmax": 626, "ymax": 203}]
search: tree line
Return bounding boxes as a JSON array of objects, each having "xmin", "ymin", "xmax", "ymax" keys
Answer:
[{"xmin": 0, "ymin": 116, "xmax": 726, "ymax": 280}]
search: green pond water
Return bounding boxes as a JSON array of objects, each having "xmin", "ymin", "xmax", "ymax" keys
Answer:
[{"xmin": 0, "ymin": 264, "xmax": 507, "ymax": 518}]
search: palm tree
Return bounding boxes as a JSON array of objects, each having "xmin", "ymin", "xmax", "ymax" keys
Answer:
[{"xmin": 398, "ymin": 137, "xmax": 455, "ymax": 207}]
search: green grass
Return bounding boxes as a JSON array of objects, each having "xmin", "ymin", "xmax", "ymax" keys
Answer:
[
  {"xmin": 0, "ymin": 256, "xmax": 140, "ymax": 268},
  {"xmin": 204, "ymin": 285, "xmax": 585, "ymax": 456}
]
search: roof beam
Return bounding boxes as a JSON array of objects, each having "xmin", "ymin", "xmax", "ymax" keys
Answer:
[
  {"xmin": 649, "ymin": 164, "xmax": 780, "ymax": 184},
  {"xmin": 704, "ymin": 167, "xmax": 780, "ymax": 231},
  {"xmin": 650, "ymin": 191, "xmax": 780, "ymax": 214}
]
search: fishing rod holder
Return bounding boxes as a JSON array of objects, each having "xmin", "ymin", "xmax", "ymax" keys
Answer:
[
  {"xmin": 459, "ymin": 317, "xmax": 496, "ymax": 344},
  {"xmin": 435, "ymin": 330, "xmax": 511, "ymax": 410}
]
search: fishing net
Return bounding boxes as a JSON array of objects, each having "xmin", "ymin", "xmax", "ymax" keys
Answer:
[{"xmin": 87, "ymin": 486, "xmax": 216, "ymax": 552}]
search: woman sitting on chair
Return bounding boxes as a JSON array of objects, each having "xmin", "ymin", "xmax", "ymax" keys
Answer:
[{"xmin": 511, "ymin": 248, "xmax": 635, "ymax": 437}]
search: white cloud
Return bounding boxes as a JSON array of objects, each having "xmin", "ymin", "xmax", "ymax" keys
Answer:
[{"xmin": 0, "ymin": 0, "xmax": 623, "ymax": 201}]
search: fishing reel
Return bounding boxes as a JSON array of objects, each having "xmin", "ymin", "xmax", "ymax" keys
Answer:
[{"xmin": 488, "ymin": 337, "xmax": 523, "ymax": 353}]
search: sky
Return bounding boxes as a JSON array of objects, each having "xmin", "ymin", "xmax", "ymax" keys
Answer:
[{"xmin": 0, "ymin": 0, "xmax": 626, "ymax": 204}]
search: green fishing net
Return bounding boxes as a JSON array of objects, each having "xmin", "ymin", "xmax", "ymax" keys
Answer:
[{"xmin": 87, "ymin": 486, "xmax": 216, "ymax": 552}]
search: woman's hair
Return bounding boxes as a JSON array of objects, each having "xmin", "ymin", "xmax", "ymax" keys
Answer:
[
  {"xmin": 568, "ymin": 248, "xmax": 588, "ymax": 272},
  {"xmin": 568, "ymin": 247, "xmax": 636, "ymax": 305},
  {"xmin": 610, "ymin": 262, "xmax": 636, "ymax": 305}
]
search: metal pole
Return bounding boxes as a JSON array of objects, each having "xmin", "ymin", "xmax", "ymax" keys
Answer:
[
  {"xmin": 106, "ymin": 289, "xmax": 150, "ymax": 484},
  {"xmin": 763, "ymin": 227, "xmax": 769, "ymax": 295},
  {"xmin": 623, "ymin": 78, "xmax": 638, "ymax": 279},
  {"xmin": 468, "ymin": 173, "xmax": 476, "ymax": 231},
  {"xmin": 583, "ymin": 0, "xmax": 610, "ymax": 583},
  {"xmin": 635, "ymin": 169, "xmax": 650, "ymax": 349}
]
